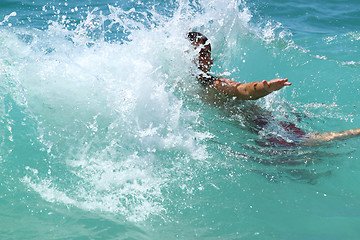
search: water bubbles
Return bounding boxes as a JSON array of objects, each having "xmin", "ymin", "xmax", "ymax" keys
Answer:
[
  {"xmin": 0, "ymin": 12, "xmax": 16, "ymax": 26},
  {"xmin": 2, "ymin": 0, "xmax": 326, "ymax": 225}
]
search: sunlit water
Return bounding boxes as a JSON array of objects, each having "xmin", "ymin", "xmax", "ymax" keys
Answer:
[{"xmin": 1, "ymin": 0, "xmax": 360, "ymax": 239}]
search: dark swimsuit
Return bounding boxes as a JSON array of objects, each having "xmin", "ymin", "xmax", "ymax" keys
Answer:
[{"xmin": 253, "ymin": 116, "xmax": 307, "ymax": 147}]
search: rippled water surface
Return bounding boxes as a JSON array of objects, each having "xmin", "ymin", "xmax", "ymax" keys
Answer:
[{"xmin": 1, "ymin": 0, "xmax": 360, "ymax": 239}]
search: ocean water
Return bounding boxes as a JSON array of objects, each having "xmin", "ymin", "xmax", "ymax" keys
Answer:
[{"xmin": 1, "ymin": 0, "xmax": 360, "ymax": 239}]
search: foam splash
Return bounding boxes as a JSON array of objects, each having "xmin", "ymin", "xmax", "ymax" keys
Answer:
[
  {"xmin": 2, "ymin": 0, "xmax": 250, "ymax": 221},
  {"xmin": 22, "ymin": 152, "xmax": 166, "ymax": 222},
  {"xmin": 0, "ymin": 12, "xmax": 16, "ymax": 26},
  {"xmin": 1, "ymin": 0, "xmax": 322, "ymax": 221}
]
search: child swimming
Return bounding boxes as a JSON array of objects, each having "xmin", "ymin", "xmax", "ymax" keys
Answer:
[{"xmin": 188, "ymin": 31, "xmax": 360, "ymax": 146}]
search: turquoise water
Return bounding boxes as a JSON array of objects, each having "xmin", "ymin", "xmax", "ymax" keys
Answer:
[{"xmin": 1, "ymin": 0, "xmax": 360, "ymax": 239}]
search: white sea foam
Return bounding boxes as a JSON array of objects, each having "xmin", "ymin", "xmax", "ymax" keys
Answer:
[
  {"xmin": 0, "ymin": 12, "xmax": 16, "ymax": 26},
  {"xmin": 2, "ymin": 0, "xmax": 296, "ymax": 221},
  {"xmin": 6, "ymin": 0, "xmax": 243, "ymax": 221}
]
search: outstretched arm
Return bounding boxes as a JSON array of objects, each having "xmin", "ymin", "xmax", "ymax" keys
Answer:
[
  {"xmin": 303, "ymin": 128, "xmax": 360, "ymax": 145},
  {"xmin": 210, "ymin": 78, "xmax": 291, "ymax": 100}
]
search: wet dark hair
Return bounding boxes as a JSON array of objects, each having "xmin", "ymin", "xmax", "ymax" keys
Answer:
[
  {"xmin": 187, "ymin": 32, "xmax": 215, "ymax": 86},
  {"xmin": 187, "ymin": 32, "xmax": 211, "ymax": 50}
]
